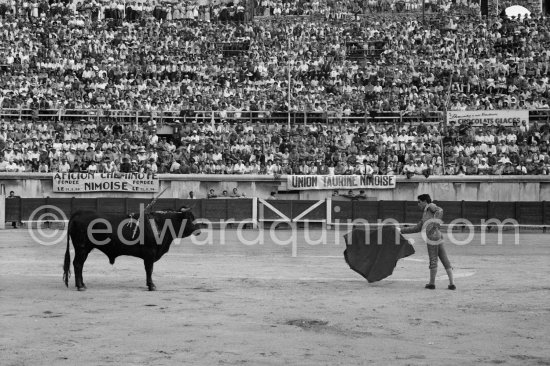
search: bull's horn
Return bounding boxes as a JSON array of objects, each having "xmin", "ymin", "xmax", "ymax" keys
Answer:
[{"xmin": 180, "ymin": 206, "xmax": 191, "ymax": 212}]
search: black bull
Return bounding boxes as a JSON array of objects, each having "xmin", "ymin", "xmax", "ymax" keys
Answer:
[{"xmin": 63, "ymin": 207, "xmax": 200, "ymax": 291}]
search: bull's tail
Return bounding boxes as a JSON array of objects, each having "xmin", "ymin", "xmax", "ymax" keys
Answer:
[{"xmin": 63, "ymin": 219, "xmax": 72, "ymax": 287}]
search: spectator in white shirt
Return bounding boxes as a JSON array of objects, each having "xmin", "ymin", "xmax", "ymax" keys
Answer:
[
  {"xmin": 87, "ymin": 161, "xmax": 98, "ymax": 172},
  {"xmin": 498, "ymin": 154, "xmax": 511, "ymax": 165},
  {"xmin": 478, "ymin": 158, "xmax": 491, "ymax": 174},
  {"xmin": 233, "ymin": 160, "xmax": 246, "ymax": 174},
  {"xmin": 58, "ymin": 159, "xmax": 71, "ymax": 172},
  {"xmin": 6, "ymin": 161, "xmax": 19, "ymax": 172}
]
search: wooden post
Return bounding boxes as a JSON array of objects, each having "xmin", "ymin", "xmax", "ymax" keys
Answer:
[
  {"xmin": 0, "ymin": 184, "xmax": 5, "ymax": 230},
  {"xmin": 252, "ymin": 197, "xmax": 258, "ymax": 229},
  {"xmin": 44, "ymin": 196, "xmax": 50, "ymax": 229},
  {"xmin": 542, "ymin": 201, "xmax": 547, "ymax": 233},
  {"xmin": 461, "ymin": 200, "xmax": 465, "ymax": 232},
  {"xmin": 325, "ymin": 198, "xmax": 332, "ymax": 230},
  {"xmin": 17, "ymin": 196, "xmax": 21, "ymax": 227}
]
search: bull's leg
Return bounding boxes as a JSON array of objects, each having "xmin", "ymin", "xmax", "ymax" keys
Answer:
[
  {"xmin": 144, "ymin": 259, "xmax": 156, "ymax": 291},
  {"xmin": 74, "ymin": 249, "xmax": 90, "ymax": 291}
]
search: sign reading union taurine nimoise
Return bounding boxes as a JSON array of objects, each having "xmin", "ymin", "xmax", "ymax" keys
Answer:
[
  {"xmin": 288, "ymin": 175, "xmax": 396, "ymax": 190},
  {"xmin": 53, "ymin": 173, "xmax": 159, "ymax": 193},
  {"xmin": 446, "ymin": 110, "xmax": 529, "ymax": 125}
]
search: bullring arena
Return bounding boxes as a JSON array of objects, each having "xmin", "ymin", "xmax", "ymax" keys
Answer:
[
  {"xmin": 1, "ymin": 225, "xmax": 550, "ymax": 365},
  {"xmin": 2, "ymin": 0, "xmax": 550, "ymax": 363}
]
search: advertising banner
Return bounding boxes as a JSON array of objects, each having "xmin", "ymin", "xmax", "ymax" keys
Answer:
[
  {"xmin": 53, "ymin": 173, "xmax": 159, "ymax": 193},
  {"xmin": 446, "ymin": 110, "xmax": 528, "ymax": 125},
  {"xmin": 287, "ymin": 175, "xmax": 396, "ymax": 190}
]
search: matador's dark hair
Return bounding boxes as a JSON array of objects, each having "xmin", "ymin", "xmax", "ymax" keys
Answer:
[{"xmin": 417, "ymin": 194, "xmax": 432, "ymax": 203}]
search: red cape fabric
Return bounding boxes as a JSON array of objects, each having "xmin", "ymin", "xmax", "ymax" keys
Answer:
[{"xmin": 344, "ymin": 225, "xmax": 415, "ymax": 283}]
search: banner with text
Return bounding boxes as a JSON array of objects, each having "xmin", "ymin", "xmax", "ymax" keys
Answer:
[
  {"xmin": 53, "ymin": 173, "xmax": 159, "ymax": 193},
  {"xmin": 446, "ymin": 110, "xmax": 529, "ymax": 125},
  {"xmin": 287, "ymin": 175, "xmax": 396, "ymax": 190}
]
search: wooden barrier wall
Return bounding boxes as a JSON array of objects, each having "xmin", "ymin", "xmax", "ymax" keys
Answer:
[{"xmin": 4, "ymin": 198, "xmax": 549, "ymax": 226}]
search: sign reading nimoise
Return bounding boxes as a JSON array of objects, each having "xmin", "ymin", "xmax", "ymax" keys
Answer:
[
  {"xmin": 53, "ymin": 173, "xmax": 159, "ymax": 193},
  {"xmin": 287, "ymin": 175, "xmax": 396, "ymax": 190},
  {"xmin": 446, "ymin": 110, "xmax": 529, "ymax": 125}
]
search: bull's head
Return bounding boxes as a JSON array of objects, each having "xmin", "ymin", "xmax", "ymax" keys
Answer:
[
  {"xmin": 179, "ymin": 206, "xmax": 201, "ymax": 237},
  {"xmin": 146, "ymin": 207, "xmax": 201, "ymax": 246}
]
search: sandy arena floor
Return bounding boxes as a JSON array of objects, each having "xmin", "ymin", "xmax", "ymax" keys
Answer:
[{"xmin": 1, "ymin": 227, "xmax": 549, "ymax": 366}]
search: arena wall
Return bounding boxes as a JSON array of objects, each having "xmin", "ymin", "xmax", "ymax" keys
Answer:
[{"xmin": 1, "ymin": 174, "xmax": 550, "ymax": 202}]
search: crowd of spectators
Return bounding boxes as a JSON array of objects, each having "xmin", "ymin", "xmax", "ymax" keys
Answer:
[
  {"xmin": 254, "ymin": 0, "xmax": 479, "ymax": 17},
  {"xmin": 1, "ymin": 0, "xmax": 550, "ymax": 176},
  {"xmin": 1, "ymin": 117, "xmax": 549, "ymax": 175},
  {"xmin": 0, "ymin": 0, "xmax": 549, "ymax": 118}
]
